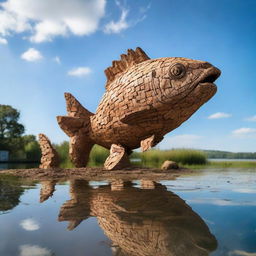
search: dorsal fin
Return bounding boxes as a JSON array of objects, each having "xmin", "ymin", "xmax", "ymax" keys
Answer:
[
  {"xmin": 104, "ymin": 47, "xmax": 150, "ymax": 89},
  {"xmin": 64, "ymin": 93, "xmax": 94, "ymax": 118}
]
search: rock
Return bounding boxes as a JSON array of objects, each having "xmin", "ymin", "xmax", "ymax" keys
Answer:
[{"xmin": 161, "ymin": 160, "xmax": 179, "ymax": 170}]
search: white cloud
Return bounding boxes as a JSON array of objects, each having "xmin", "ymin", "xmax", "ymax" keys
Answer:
[
  {"xmin": 232, "ymin": 128, "xmax": 256, "ymax": 136},
  {"xmin": 246, "ymin": 115, "xmax": 256, "ymax": 122},
  {"xmin": 0, "ymin": 8, "xmax": 31, "ymax": 36},
  {"xmin": 104, "ymin": 1, "xmax": 129, "ymax": 34},
  {"xmin": 20, "ymin": 218, "xmax": 40, "ymax": 231},
  {"xmin": 30, "ymin": 20, "xmax": 67, "ymax": 43},
  {"xmin": 67, "ymin": 66, "xmax": 92, "ymax": 77},
  {"xmin": 19, "ymin": 245, "xmax": 51, "ymax": 256},
  {"xmin": 208, "ymin": 112, "xmax": 232, "ymax": 119},
  {"xmin": 103, "ymin": 1, "xmax": 150, "ymax": 34},
  {"xmin": 53, "ymin": 56, "xmax": 61, "ymax": 64},
  {"xmin": 228, "ymin": 250, "xmax": 256, "ymax": 256},
  {"xmin": 21, "ymin": 48, "xmax": 43, "ymax": 62},
  {"xmin": 0, "ymin": 37, "xmax": 8, "ymax": 44},
  {"xmin": 0, "ymin": 0, "xmax": 106, "ymax": 43}
]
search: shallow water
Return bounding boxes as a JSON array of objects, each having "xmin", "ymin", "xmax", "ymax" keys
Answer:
[{"xmin": 0, "ymin": 169, "xmax": 255, "ymax": 256}]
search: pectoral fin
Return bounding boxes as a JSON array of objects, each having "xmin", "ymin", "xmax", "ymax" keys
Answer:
[
  {"xmin": 57, "ymin": 93, "xmax": 95, "ymax": 168},
  {"xmin": 56, "ymin": 116, "xmax": 84, "ymax": 137},
  {"xmin": 120, "ymin": 108, "xmax": 158, "ymax": 125},
  {"xmin": 57, "ymin": 116, "xmax": 94, "ymax": 167}
]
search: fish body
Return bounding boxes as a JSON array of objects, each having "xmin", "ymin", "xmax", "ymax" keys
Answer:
[{"xmin": 57, "ymin": 48, "xmax": 221, "ymax": 167}]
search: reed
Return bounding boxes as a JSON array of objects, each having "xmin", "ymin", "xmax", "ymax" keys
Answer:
[
  {"xmin": 88, "ymin": 145, "xmax": 109, "ymax": 166},
  {"xmin": 54, "ymin": 141, "xmax": 74, "ymax": 168},
  {"xmin": 132, "ymin": 149, "xmax": 207, "ymax": 167},
  {"xmin": 54, "ymin": 142, "xmax": 208, "ymax": 168}
]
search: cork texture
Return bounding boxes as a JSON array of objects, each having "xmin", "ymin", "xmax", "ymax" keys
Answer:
[
  {"xmin": 57, "ymin": 47, "xmax": 221, "ymax": 168},
  {"xmin": 38, "ymin": 133, "xmax": 59, "ymax": 169},
  {"xmin": 58, "ymin": 180, "xmax": 217, "ymax": 256}
]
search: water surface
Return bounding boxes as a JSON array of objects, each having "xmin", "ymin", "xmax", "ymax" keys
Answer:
[{"xmin": 0, "ymin": 169, "xmax": 255, "ymax": 256}]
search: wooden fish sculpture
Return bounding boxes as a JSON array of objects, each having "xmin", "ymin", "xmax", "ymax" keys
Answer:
[{"xmin": 57, "ymin": 47, "xmax": 221, "ymax": 169}]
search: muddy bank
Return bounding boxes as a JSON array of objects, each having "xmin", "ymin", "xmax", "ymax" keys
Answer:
[{"xmin": 0, "ymin": 167, "xmax": 191, "ymax": 181}]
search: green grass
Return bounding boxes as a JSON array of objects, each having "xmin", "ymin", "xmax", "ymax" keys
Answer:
[
  {"xmin": 54, "ymin": 141, "xmax": 74, "ymax": 168},
  {"xmin": 88, "ymin": 145, "xmax": 109, "ymax": 167},
  {"xmin": 184, "ymin": 160, "xmax": 256, "ymax": 169},
  {"xmin": 53, "ymin": 141, "xmax": 256, "ymax": 169},
  {"xmin": 132, "ymin": 149, "xmax": 207, "ymax": 168},
  {"xmin": 54, "ymin": 143, "xmax": 109, "ymax": 168}
]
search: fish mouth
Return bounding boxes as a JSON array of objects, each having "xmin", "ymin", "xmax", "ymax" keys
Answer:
[{"xmin": 198, "ymin": 67, "xmax": 221, "ymax": 87}]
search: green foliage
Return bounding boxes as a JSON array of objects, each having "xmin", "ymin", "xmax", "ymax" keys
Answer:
[
  {"xmin": 0, "ymin": 106, "xmax": 41, "ymax": 161},
  {"xmin": 54, "ymin": 141, "xmax": 74, "ymax": 168},
  {"xmin": 24, "ymin": 141, "xmax": 41, "ymax": 161},
  {"xmin": 0, "ymin": 175, "xmax": 36, "ymax": 212},
  {"xmin": 54, "ymin": 141, "xmax": 69, "ymax": 161},
  {"xmin": 3, "ymin": 134, "xmax": 41, "ymax": 161},
  {"xmin": 131, "ymin": 149, "xmax": 207, "ymax": 167},
  {"xmin": 0, "ymin": 105, "xmax": 25, "ymax": 139},
  {"xmin": 53, "ymin": 142, "xmax": 109, "ymax": 167},
  {"xmin": 88, "ymin": 145, "xmax": 109, "ymax": 166},
  {"xmin": 21, "ymin": 135, "xmax": 37, "ymax": 145},
  {"xmin": 0, "ymin": 105, "xmax": 26, "ymax": 155},
  {"xmin": 54, "ymin": 143, "xmax": 207, "ymax": 168}
]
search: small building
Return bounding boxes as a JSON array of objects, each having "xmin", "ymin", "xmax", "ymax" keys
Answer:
[{"xmin": 0, "ymin": 150, "xmax": 9, "ymax": 161}]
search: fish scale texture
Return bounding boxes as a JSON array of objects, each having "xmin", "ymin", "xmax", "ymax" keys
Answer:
[{"xmin": 56, "ymin": 47, "xmax": 220, "ymax": 168}]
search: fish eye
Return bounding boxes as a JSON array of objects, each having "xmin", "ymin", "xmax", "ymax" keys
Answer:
[{"xmin": 170, "ymin": 63, "xmax": 186, "ymax": 79}]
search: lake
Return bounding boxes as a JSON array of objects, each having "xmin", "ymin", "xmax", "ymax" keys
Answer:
[
  {"xmin": 0, "ymin": 169, "xmax": 255, "ymax": 256},
  {"xmin": 209, "ymin": 159, "xmax": 256, "ymax": 162}
]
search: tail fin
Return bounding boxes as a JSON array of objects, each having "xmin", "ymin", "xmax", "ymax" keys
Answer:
[{"xmin": 57, "ymin": 93, "xmax": 94, "ymax": 167}]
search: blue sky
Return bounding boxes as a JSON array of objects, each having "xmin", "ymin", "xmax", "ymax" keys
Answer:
[{"xmin": 0, "ymin": 0, "xmax": 256, "ymax": 152}]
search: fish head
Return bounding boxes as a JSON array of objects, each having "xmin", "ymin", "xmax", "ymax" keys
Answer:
[{"xmin": 151, "ymin": 57, "xmax": 221, "ymax": 106}]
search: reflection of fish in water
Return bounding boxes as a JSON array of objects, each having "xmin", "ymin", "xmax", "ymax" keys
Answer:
[
  {"xmin": 57, "ymin": 48, "xmax": 221, "ymax": 167},
  {"xmin": 39, "ymin": 180, "xmax": 56, "ymax": 203},
  {"xmin": 56, "ymin": 180, "xmax": 217, "ymax": 256}
]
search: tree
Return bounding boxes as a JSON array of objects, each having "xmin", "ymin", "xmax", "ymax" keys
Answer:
[
  {"xmin": 25, "ymin": 140, "xmax": 41, "ymax": 161},
  {"xmin": 0, "ymin": 105, "xmax": 25, "ymax": 153},
  {"xmin": 0, "ymin": 105, "xmax": 42, "ymax": 161},
  {"xmin": 0, "ymin": 105, "xmax": 24, "ymax": 139},
  {"xmin": 0, "ymin": 176, "xmax": 36, "ymax": 211},
  {"xmin": 0, "ymin": 177, "xmax": 25, "ymax": 211}
]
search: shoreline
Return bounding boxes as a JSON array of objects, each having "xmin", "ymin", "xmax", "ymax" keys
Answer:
[{"xmin": 0, "ymin": 167, "xmax": 191, "ymax": 181}]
